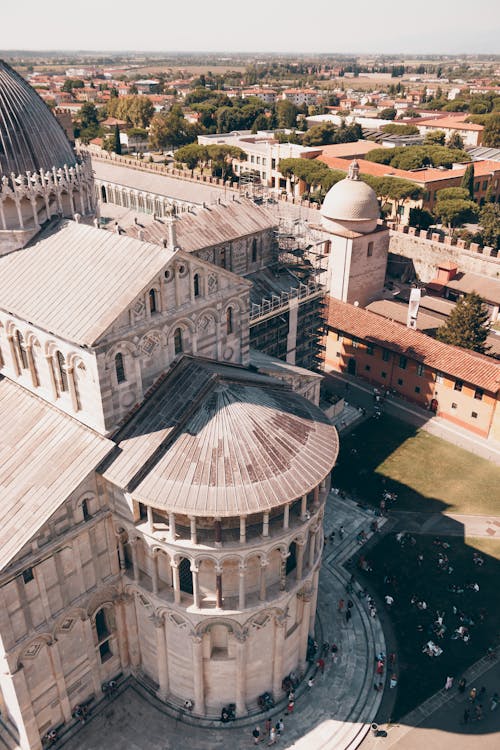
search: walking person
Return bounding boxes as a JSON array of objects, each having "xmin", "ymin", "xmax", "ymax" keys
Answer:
[
  {"xmin": 338, "ymin": 598, "xmax": 345, "ymax": 614},
  {"xmin": 445, "ymin": 676, "xmax": 454, "ymax": 691},
  {"xmin": 252, "ymin": 726, "xmax": 261, "ymax": 745},
  {"xmin": 268, "ymin": 726, "xmax": 277, "ymax": 745},
  {"xmin": 345, "ymin": 608, "xmax": 352, "ymax": 624}
]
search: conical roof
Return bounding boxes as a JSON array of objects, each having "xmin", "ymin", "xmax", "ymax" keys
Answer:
[{"xmin": 0, "ymin": 60, "xmax": 76, "ymax": 177}]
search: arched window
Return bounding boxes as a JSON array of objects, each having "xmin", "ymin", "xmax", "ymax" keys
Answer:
[
  {"xmin": 16, "ymin": 331, "xmax": 28, "ymax": 370},
  {"xmin": 149, "ymin": 289, "xmax": 158, "ymax": 314},
  {"xmin": 251, "ymin": 238, "xmax": 258, "ymax": 263},
  {"xmin": 286, "ymin": 542, "xmax": 297, "ymax": 576},
  {"xmin": 226, "ymin": 307, "xmax": 233, "ymax": 335},
  {"xmin": 115, "ymin": 352, "xmax": 126, "ymax": 383},
  {"xmin": 94, "ymin": 607, "xmax": 112, "ymax": 662},
  {"xmin": 179, "ymin": 557, "xmax": 193, "ymax": 595},
  {"xmin": 193, "ymin": 273, "xmax": 200, "ymax": 297},
  {"xmin": 174, "ymin": 328, "xmax": 183, "ymax": 355},
  {"xmin": 56, "ymin": 351, "xmax": 68, "ymax": 392},
  {"xmin": 100, "ymin": 185, "xmax": 107, "ymax": 203}
]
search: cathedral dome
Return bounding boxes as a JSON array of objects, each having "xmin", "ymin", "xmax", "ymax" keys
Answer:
[
  {"xmin": 0, "ymin": 60, "xmax": 76, "ymax": 177},
  {"xmin": 320, "ymin": 160, "xmax": 380, "ymax": 234}
]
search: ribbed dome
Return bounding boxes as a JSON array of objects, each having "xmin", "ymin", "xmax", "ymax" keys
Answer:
[
  {"xmin": 321, "ymin": 160, "xmax": 380, "ymax": 234},
  {"xmin": 0, "ymin": 60, "xmax": 76, "ymax": 177}
]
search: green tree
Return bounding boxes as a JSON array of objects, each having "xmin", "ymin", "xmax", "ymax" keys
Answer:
[
  {"xmin": 461, "ymin": 163, "xmax": 474, "ymax": 198},
  {"xmin": 149, "ymin": 107, "xmax": 200, "ymax": 150},
  {"xmin": 479, "ymin": 203, "xmax": 500, "ymax": 248},
  {"xmin": 275, "ymin": 99, "xmax": 298, "ymax": 128},
  {"xmin": 174, "ymin": 144, "xmax": 208, "ymax": 170},
  {"xmin": 436, "ymin": 292, "xmax": 491, "ymax": 353},
  {"xmin": 447, "ymin": 131, "xmax": 464, "ymax": 150},
  {"xmin": 206, "ymin": 145, "xmax": 245, "ymax": 181},
  {"xmin": 408, "ymin": 207, "xmax": 434, "ymax": 230},
  {"xmin": 435, "ymin": 187, "xmax": 479, "ymax": 228},
  {"xmin": 483, "ymin": 113, "xmax": 500, "ymax": 148},
  {"xmin": 424, "ymin": 130, "xmax": 446, "ymax": 146},
  {"xmin": 113, "ymin": 124, "xmax": 121, "ymax": 155},
  {"xmin": 379, "ymin": 107, "xmax": 397, "ymax": 120},
  {"xmin": 380, "ymin": 123, "xmax": 419, "ymax": 136},
  {"xmin": 107, "ymin": 95, "xmax": 154, "ymax": 128}
]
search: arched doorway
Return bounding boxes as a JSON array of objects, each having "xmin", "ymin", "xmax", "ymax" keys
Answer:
[{"xmin": 101, "ymin": 185, "xmax": 107, "ymax": 203}]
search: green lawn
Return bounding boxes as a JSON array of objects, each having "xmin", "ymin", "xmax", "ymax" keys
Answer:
[
  {"xmin": 332, "ymin": 415, "xmax": 500, "ymax": 516},
  {"xmin": 360, "ymin": 532, "xmax": 500, "ymax": 718}
]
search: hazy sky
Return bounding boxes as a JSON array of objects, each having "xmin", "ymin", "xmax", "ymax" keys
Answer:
[{"xmin": 2, "ymin": 0, "xmax": 499, "ymax": 54}]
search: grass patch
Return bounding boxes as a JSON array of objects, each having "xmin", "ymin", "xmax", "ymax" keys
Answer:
[
  {"xmin": 360, "ymin": 532, "xmax": 500, "ymax": 718},
  {"xmin": 332, "ymin": 414, "xmax": 500, "ymax": 516}
]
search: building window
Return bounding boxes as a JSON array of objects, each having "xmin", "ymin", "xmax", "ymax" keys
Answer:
[
  {"xmin": 366, "ymin": 345, "xmax": 374, "ymax": 355},
  {"xmin": 382, "ymin": 350, "xmax": 390, "ymax": 362},
  {"xmin": 226, "ymin": 307, "xmax": 233, "ymax": 335},
  {"xmin": 415, "ymin": 386, "xmax": 421, "ymax": 394},
  {"xmin": 149, "ymin": 289, "xmax": 158, "ymax": 314},
  {"xmin": 454, "ymin": 380, "xmax": 463, "ymax": 392},
  {"xmin": 56, "ymin": 351, "xmax": 68, "ymax": 392},
  {"xmin": 451, "ymin": 402, "xmax": 458, "ymax": 409},
  {"xmin": 94, "ymin": 608, "xmax": 112, "ymax": 662},
  {"xmin": 174, "ymin": 328, "xmax": 183, "ymax": 355},
  {"xmin": 397, "ymin": 378, "xmax": 403, "ymax": 386},
  {"xmin": 22, "ymin": 567, "xmax": 34, "ymax": 584},
  {"xmin": 416, "ymin": 364, "xmax": 425, "ymax": 377},
  {"xmin": 474, "ymin": 182, "xmax": 479, "ymax": 191},
  {"xmin": 115, "ymin": 352, "xmax": 126, "ymax": 383},
  {"xmin": 193, "ymin": 273, "xmax": 200, "ymax": 297},
  {"xmin": 399, "ymin": 356, "xmax": 407, "ymax": 370},
  {"xmin": 367, "ymin": 241, "xmax": 374, "ymax": 257},
  {"xmin": 471, "ymin": 411, "xmax": 478, "ymax": 419},
  {"xmin": 381, "ymin": 371, "xmax": 387, "ymax": 378},
  {"xmin": 474, "ymin": 388, "xmax": 483, "ymax": 400},
  {"xmin": 365, "ymin": 364, "xmax": 371, "ymax": 371},
  {"xmin": 16, "ymin": 331, "xmax": 28, "ymax": 370},
  {"xmin": 251, "ymin": 238, "xmax": 258, "ymax": 263},
  {"xmin": 436, "ymin": 371, "xmax": 443, "ymax": 384},
  {"xmin": 482, "ymin": 181, "xmax": 488, "ymax": 190},
  {"xmin": 82, "ymin": 498, "xmax": 91, "ymax": 521}
]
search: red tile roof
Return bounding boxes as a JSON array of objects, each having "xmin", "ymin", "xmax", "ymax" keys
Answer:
[{"xmin": 327, "ymin": 297, "xmax": 500, "ymax": 393}]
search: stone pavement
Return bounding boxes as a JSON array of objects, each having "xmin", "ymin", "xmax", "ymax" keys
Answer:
[{"xmin": 52, "ymin": 495, "xmax": 388, "ymax": 750}]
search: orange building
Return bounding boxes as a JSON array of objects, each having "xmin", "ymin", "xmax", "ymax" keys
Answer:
[{"xmin": 324, "ymin": 297, "xmax": 500, "ymax": 440}]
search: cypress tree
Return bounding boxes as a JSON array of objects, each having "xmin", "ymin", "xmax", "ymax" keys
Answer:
[
  {"xmin": 461, "ymin": 163, "xmax": 474, "ymax": 198},
  {"xmin": 437, "ymin": 292, "xmax": 491, "ymax": 353},
  {"xmin": 113, "ymin": 124, "xmax": 122, "ymax": 155}
]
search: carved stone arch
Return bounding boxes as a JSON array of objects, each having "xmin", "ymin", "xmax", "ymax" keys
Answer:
[
  {"xmin": 219, "ymin": 553, "xmax": 245, "ymax": 566},
  {"xmin": 193, "ymin": 617, "xmax": 240, "ymax": 639},
  {"xmin": 244, "ymin": 549, "xmax": 267, "ymax": 566},
  {"xmin": 24, "ymin": 330, "xmax": 40, "ymax": 348},
  {"xmin": 267, "ymin": 542, "xmax": 289, "ymax": 559},
  {"xmin": 223, "ymin": 296, "xmax": 247, "ymax": 313},
  {"xmin": 243, "ymin": 607, "xmax": 279, "ymax": 632},
  {"xmin": 290, "ymin": 532, "xmax": 307, "ymax": 547},
  {"xmin": 85, "ymin": 584, "xmax": 119, "ymax": 619},
  {"xmin": 17, "ymin": 633, "xmax": 53, "ymax": 670},
  {"xmin": 66, "ymin": 351, "xmax": 86, "ymax": 369},
  {"xmin": 165, "ymin": 317, "xmax": 196, "ymax": 337},
  {"xmin": 43, "ymin": 339, "xmax": 60, "ymax": 358},
  {"xmin": 73, "ymin": 490, "xmax": 97, "ymax": 514},
  {"xmin": 192, "ymin": 553, "xmax": 221, "ymax": 568},
  {"xmin": 4, "ymin": 319, "xmax": 18, "ymax": 337},
  {"xmin": 104, "ymin": 340, "xmax": 137, "ymax": 367}
]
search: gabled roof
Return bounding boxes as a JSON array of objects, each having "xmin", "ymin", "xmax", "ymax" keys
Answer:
[
  {"xmin": 0, "ymin": 376, "xmax": 113, "ymax": 573},
  {"xmin": 327, "ymin": 297, "xmax": 500, "ymax": 393},
  {"xmin": 0, "ymin": 221, "xmax": 176, "ymax": 346},
  {"xmin": 102, "ymin": 356, "xmax": 338, "ymax": 517}
]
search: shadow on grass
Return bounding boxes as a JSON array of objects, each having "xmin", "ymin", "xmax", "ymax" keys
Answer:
[{"xmin": 331, "ymin": 413, "xmax": 500, "ymax": 731}]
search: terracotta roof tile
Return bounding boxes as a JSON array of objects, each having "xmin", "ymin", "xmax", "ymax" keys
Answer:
[{"xmin": 327, "ymin": 297, "xmax": 500, "ymax": 393}]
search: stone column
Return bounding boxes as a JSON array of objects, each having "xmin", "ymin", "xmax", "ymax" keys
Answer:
[
  {"xmin": 190, "ymin": 517, "xmax": 197, "ymax": 545},
  {"xmin": 48, "ymin": 641, "xmax": 72, "ymax": 722},
  {"xmin": 238, "ymin": 563, "xmax": 246, "ymax": 610},
  {"xmin": 114, "ymin": 595, "xmax": 130, "ymax": 669},
  {"xmin": 26, "ymin": 346, "xmax": 38, "ymax": 388},
  {"xmin": 235, "ymin": 630, "xmax": 248, "ymax": 715},
  {"xmin": 313, "ymin": 484, "xmax": 320, "ymax": 509},
  {"xmin": 116, "ymin": 530, "xmax": 126, "ymax": 570},
  {"xmin": 147, "ymin": 505, "xmax": 154, "ymax": 533},
  {"xmin": 153, "ymin": 614, "xmax": 169, "ymax": 700},
  {"xmin": 262, "ymin": 512, "xmax": 269, "ymax": 538},
  {"xmin": 171, "ymin": 561, "xmax": 181, "ymax": 605},
  {"xmin": 67, "ymin": 365, "xmax": 79, "ymax": 412},
  {"xmin": 45, "ymin": 354, "xmax": 58, "ymax": 399},
  {"xmin": 308, "ymin": 529, "xmax": 316, "ymax": 569},
  {"xmin": 272, "ymin": 614, "xmax": 287, "ymax": 697},
  {"xmin": 8, "ymin": 335, "xmax": 20, "ymax": 376},
  {"xmin": 168, "ymin": 513, "xmax": 176, "ymax": 542},
  {"xmin": 151, "ymin": 552, "xmax": 159, "ymax": 596},
  {"xmin": 191, "ymin": 634, "xmax": 205, "ymax": 714},
  {"xmin": 298, "ymin": 588, "xmax": 313, "ymax": 673},
  {"xmin": 215, "ymin": 564, "xmax": 223, "ymax": 609},
  {"xmin": 259, "ymin": 560, "xmax": 268, "ymax": 602},
  {"xmin": 192, "ymin": 565, "xmax": 200, "ymax": 609},
  {"xmin": 279, "ymin": 552, "xmax": 287, "ymax": 591},
  {"xmin": 130, "ymin": 539, "xmax": 140, "ymax": 583},
  {"xmin": 283, "ymin": 503, "xmax": 290, "ymax": 530},
  {"xmin": 309, "ymin": 570, "xmax": 320, "ymax": 637},
  {"xmin": 300, "ymin": 494, "xmax": 307, "ymax": 521},
  {"xmin": 239, "ymin": 516, "xmax": 246, "ymax": 544},
  {"xmin": 296, "ymin": 541, "xmax": 305, "ymax": 581},
  {"xmin": 123, "ymin": 593, "xmax": 141, "ymax": 668},
  {"xmin": 10, "ymin": 667, "xmax": 42, "ymax": 750}
]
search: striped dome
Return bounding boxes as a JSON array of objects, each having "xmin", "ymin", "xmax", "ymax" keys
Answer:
[{"xmin": 0, "ymin": 60, "xmax": 76, "ymax": 177}]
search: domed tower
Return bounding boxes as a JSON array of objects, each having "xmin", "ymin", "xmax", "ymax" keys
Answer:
[
  {"xmin": 0, "ymin": 60, "xmax": 95, "ymax": 255},
  {"xmin": 320, "ymin": 160, "xmax": 389, "ymax": 307},
  {"xmin": 105, "ymin": 357, "xmax": 339, "ymax": 717}
]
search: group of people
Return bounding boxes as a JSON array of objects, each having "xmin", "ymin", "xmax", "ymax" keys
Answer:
[{"xmin": 252, "ymin": 717, "xmax": 285, "ymax": 745}]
